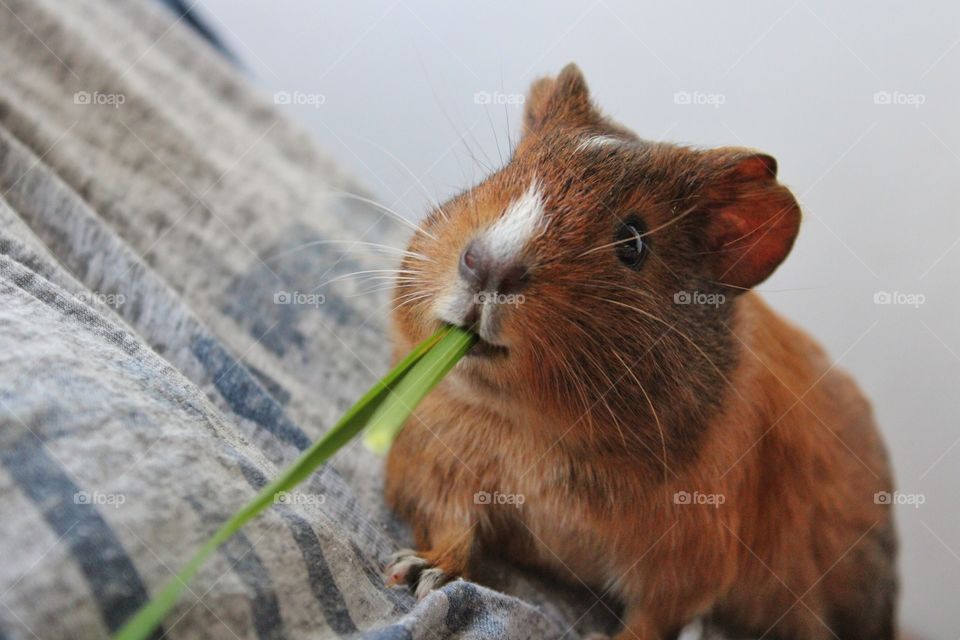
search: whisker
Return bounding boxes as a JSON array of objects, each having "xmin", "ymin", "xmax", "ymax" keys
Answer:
[
  {"xmin": 577, "ymin": 236, "xmax": 633, "ymax": 258},
  {"xmin": 263, "ymin": 240, "xmax": 432, "ymax": 264},
  {"xmin": 577, "ymin": 203, "xmax": 700, "ymax": 258},
  {"xmin": 578, "ymin": 279, "xmax": 662, "ymax": 306},
  {"xmin": 322, "ymin": 191, "xmax": 437, "ymax": 240},
  {"xmin": 637, "ymin": 203, "xmax": 700, "ymax": 239},
  {"xmin": 334, "ymin": 275, "xmax": 420, "ymax": 289},
  {"xmin": 311, "ymin": 269, "xmax": 422, "ymax": 292},
  {"xmin": 587, "ymin": 294, "xmax": 748, "ymax": 404},
  {"xmin": 417, "ymin": 59, "xmax": 493, "ymax": 178},
  {"xmin": 389, "ymin": 292, "xmax": 434, "ymax": 314},
  {"xmin": 612, "ymin": 350, "xmax": 672, "ymax": 485},
  {"xmin": 345, "ymin": 134, "xmax": 454, "ymax": 223},
  {"xmin": 485, "ymin": 103, "xmax": 504, "ymax": 167},
  {"xmin": 349, "ymin": 279, "xmax": 418, "ymax": 294},
  {"xmin": 349, "ymin": 281, "xmax": 420, "ymax": 298}
]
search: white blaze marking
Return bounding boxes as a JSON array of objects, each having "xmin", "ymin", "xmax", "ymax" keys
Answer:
[
  {"xmin": 576, "ymin": 134, "xmax": 622, "ymax": 152},
  {"xmin": 432, "ymin": 180, "xmax": 545, "ymax": 340},
  {"xmin": 484, "ymin": 180, "xmax": 546, "ymax": 264}
]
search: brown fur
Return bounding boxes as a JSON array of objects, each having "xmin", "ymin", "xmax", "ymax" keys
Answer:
[{"xmin": 385, "ymin": 63, "xmax": 897, "ymax": 639}]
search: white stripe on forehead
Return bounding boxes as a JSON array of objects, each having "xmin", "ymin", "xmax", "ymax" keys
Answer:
[
  {"xmin": 576, "ymin": 134, "xmax": 623, "ymax": 152},
  {"xmin": 483, "ymin": 180, "xmax": 546, "ymax": 263}
]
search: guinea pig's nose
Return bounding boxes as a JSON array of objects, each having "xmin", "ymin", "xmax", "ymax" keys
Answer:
[{"xmin": 459, "ymin": 240, "xmax": 529, "ymax": 295}]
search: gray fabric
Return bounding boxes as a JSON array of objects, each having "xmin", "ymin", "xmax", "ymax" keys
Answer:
[{"xmin": 0, "ymin": 1, "xmax": 625, "ymax": 638}]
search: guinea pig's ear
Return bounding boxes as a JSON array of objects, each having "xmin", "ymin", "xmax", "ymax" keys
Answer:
[
  {"xmin": 699, "ymin": 149, "xmax": 801, "ymax": 290},
  {"xmin": 523, "ymin": 63, "xmax": 595, "ymax": 135}
]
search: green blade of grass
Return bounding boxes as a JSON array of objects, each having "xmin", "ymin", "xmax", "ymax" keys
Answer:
[
  {"xmin": 115, "ymin": 325, "xmax": 475, "ymax": 640},
  {"xmin": 362, "ymin": 325, "xmax": 476, "ymax": 454}
]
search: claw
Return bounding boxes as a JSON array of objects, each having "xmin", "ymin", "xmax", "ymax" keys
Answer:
[
  {"xmin": 382, "ymin": 550, "xmax": 428, "ymax": 587},
  {"xmin": 382, "ymin": 549, "xmax": 452, "ymax": 597}
]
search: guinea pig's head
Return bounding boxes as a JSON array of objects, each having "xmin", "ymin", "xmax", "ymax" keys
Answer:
[{"xmin": 393, "ymin": 64, "xmax": 801, "ymax": 449}]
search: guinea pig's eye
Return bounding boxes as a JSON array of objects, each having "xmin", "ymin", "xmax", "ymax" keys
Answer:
[{"xmin": 615, "ymin": 219, "xmax": 647, "ymax": 269}]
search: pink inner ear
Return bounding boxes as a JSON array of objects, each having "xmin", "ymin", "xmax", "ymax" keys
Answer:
[{"xmin": 710, "ymin": 185, "xmax": 801, "ymax": 290}]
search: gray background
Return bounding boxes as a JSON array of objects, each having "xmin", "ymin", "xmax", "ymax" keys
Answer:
[{"xmin": 197, "ymin": 1, "xmax": 959, "ymax": 637}]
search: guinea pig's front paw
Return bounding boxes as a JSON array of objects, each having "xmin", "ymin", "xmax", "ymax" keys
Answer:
[
  {"xmin": 382, "ymin": 548, "xmax": 454, "ymax": 599},
  {"xmin": 383, "ymin": 548, "xmax": 427, "ymax": 587}
]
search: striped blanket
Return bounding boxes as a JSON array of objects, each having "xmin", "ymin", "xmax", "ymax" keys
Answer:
[{"xmin": 0, "ymin": 1, "xmax": 631, "ymax": 638}]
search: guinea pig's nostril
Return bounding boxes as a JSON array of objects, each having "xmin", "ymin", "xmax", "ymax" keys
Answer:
[
  {"xmin": 463, "ymin": 248, "xmax": 477, "ymax": 270},
  {"xmin": 459, "ymin": 240, "xmax": 486, "ymax": 287},
  {"xmin": 497, "ymin": 264, "xmax": 529, "ymax": 295},
  {"xmin": 459, "ymin": 240, "xmax": 529, "ymax": 294}
]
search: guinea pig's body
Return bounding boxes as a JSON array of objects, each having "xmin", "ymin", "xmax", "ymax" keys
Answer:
[{"xmin": 384, "ymin": 65, "xmax": 896, "ymax": 640}]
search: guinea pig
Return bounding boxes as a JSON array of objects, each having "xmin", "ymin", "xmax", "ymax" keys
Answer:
[{"xmin": 383, "ymin": 63, "xmax": 897, "ymax": 640}]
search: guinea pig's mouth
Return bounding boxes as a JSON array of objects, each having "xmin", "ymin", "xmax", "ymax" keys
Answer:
[
  {"xmin": 441, "ymin": 321, "xmax": 509, "ymax": 359},
  {"xmin": 467, "ymin": 337, "xmax": 509, "ymax": 359}
]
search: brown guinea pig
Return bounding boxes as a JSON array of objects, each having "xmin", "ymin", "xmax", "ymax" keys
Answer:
[{"xmin": 383, "ymin": 63, "xmax": 897, "ymax": 640}]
